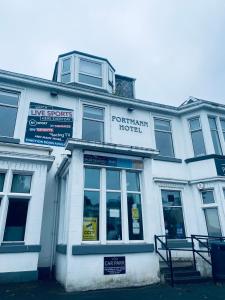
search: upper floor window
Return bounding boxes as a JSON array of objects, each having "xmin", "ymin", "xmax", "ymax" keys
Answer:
[
  {"xmin": 79, "ymin": 59, "xmax": 102, "ymax": 87},
  {"xmin": 82, "ymin": 105, "xmax": 104, "ymax": 142},
  {"xmin": 188, "ymin": 117, "xmax": 206, "ymax": 157},
  {"xmin": 0, "ymin": 90, "xmax": 19, "ymax": 137},
  {"xmin": 154, "ymin": 118, "xmax": 175, "ymax": 157},
  {"xmin": 61, "ymin": 57, "xmax": 71, "ymax": 83},
  {"xmin": 220, "ymin": 119, "xmax": 225, "ymax": 141},
  {"xmin": 208, "ymin": 116, "xmax": 222, "ymax": 155}
]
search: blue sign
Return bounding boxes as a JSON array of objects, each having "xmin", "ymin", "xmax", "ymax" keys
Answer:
[
  {"xmin": 215, "ymin": 158, "xmax": 225, "ymax": 176},
  {"xmin": 25, "ymin": 102, "xmax": 73, "ymax": 147},
  {"xmin": 104, "ymin": 256, "xmax": 126, "ymax": 275}
]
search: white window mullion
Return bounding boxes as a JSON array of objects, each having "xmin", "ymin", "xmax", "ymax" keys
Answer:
[
  {"xmin": 101, "ymin": 168, "xmax": 106, "ymax": 244},
  {"xmin": 121, "ymin": 170, "xmax": 129, "ymax": 243}
]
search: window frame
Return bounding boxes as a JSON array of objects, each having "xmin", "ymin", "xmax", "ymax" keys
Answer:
[
  {"xmin": 82, "ymin": 104, "xmax": 105, "ymax": 142},
  {"xmin": 0, "ymin": 89, "xmax": 19, "ymax": 138},
  {"xmin": 161, "ymin": 189, "xmax": 186, "ymax": 240},
  {"xmin": 0, "ymin": 170, "xmax": 33, "ymax": 244},
  {"xmin": 200, "ymin": 189, "xmax": 223, "ymax": 237},
  {"xmin": 82, "ymin": 165, "xmax": 144, "ymax": 244},
  {"xmin": 78, "ymin": 58, "xmax": 103, "ymax": 88},
  {"xmin": 61, "ymin": 57, "xmax": 72, "ymax": 84},
  {"xmin": 154, "ymin": 117, "xmax": 175, "ymax": 158},
  {"xmin": 188, "ymin": 116, "xmax": 206, "ymax": 157}
]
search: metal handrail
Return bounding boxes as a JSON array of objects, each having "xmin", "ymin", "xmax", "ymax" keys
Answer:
[{"xmin": 154, "ymin": 235, "xmax": 174, "ymax": 287}]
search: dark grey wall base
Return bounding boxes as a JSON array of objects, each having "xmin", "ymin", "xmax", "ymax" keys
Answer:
[
  {"xmin": 56, "ymin": 244, "xmax": 67, "ymax": 254},
  {"xmin": 0, "ymin": 271, "xmax": 37, "ymax": 283},
  {"xmin": 72, "ymin": 243, "xmax": 154, "ymax": 255},
  {"xmin": 160, "ymin": 240, "xmax": 192, "ymax": 249},
  {"xmin": 154, "ymin": 156, "xmax": 182, "ymax": 163},
  {"xmin": 0, "ymin": 244, "xmax": 41, "ymax": 253}
]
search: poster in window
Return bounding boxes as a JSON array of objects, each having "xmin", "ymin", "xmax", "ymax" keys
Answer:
[
  {"xmin": 25, "ymin": 102, "xmax": 73, "ymax": 147},
  {"xmin": 83, "ymin": 217, "xmax": 98, "ymax": 241}
]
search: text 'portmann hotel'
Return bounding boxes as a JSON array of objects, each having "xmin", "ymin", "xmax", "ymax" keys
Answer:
[{"xmin": 112, "ymin": 116, "xmax": 149, "ymax": 133}]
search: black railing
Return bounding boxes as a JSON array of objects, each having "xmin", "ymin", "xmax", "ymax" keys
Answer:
[
  {"xmin": 191, "ymin": 234, "xmax": 225, "ymax": 269},
  {"xmin": 155, "ymin": 234, "xmax": 225, "ymax": 287},
  {"xmin": 154, "ymin": 235, "xmax": 175, "ymax": 287}
]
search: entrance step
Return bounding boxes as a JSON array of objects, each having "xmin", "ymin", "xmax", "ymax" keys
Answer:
[{"xmin": 159, "ymin": 260, "xmax": 211, "ymax": 285}]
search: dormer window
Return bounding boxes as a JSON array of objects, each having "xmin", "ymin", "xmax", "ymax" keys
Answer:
[
  {"xmin": 61, "ymin": 57, "xmax": 71, "ymax": 83},
  {"xmin": 79, "ymin": 59, "xmax": 102, "ymax": 87}
]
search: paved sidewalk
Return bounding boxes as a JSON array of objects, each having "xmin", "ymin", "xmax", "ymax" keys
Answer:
[{"xmin": 0, "ymin": 280, "xmax": 225, "ymax": 300}]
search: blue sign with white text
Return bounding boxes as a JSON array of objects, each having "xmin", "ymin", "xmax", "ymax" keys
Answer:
[{"xmin": 25, "ymin": 102, "xmax": 73, "ymax": 147}]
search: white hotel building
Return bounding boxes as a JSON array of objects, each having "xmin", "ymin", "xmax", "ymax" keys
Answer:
[{"xmin": 0, "ymin": 50, "xmax": 225, "ymax": 290}]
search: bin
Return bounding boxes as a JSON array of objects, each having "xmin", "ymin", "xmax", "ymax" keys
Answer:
[{"xmin": 211, "ymin": 242, "xmax": 225, "ymax": 281}]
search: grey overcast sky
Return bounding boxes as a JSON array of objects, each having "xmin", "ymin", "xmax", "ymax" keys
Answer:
[{"xmin": 1, "ymin": 0, "xmax": 225, "ymax": 106}]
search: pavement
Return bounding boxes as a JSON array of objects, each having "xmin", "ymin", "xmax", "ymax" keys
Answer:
[{"xmin": 0, "ymin": 280, "xmax": 225, "ymax": 300}]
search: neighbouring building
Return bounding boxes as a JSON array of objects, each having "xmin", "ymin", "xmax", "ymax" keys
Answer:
[{"xmin": 0, "ymin": 50, "xmax": 225, "ymax": 290}]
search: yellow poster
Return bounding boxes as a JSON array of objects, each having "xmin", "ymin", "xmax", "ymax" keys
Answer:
[
  {"xmin": 132, "ymin": 207, "xmax": 139, "ymax": 220},
  {"xmin": 83, "ymin": 217, "xmax": 97, "ymax": 241}
]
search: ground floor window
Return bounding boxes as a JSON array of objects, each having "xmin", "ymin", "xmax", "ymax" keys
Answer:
[
  {"xmin": 82, "ymin": 166, "xmax": 144, "ymax": 242},
  {"xmin": 201, "ymin": 190, "xmax": 222, "ymax": 237},
  {"xmin": 161, "ymin": 190, "xmax": 186, "ymax": 239}
]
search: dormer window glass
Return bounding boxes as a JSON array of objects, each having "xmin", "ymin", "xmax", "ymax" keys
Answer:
[
  {"xmin": 61, "ymin": 58, "xmax": 71, "ymax": 83},
  {"xmin": 79, "ymin": 59, "xmax": 102, "ymax": 87}
]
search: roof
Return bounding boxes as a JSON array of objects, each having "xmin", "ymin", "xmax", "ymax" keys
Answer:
[
  {"xmin": 0, "ymin": 68, "xmax": 225, "ymax": 116},
  {"xmin": 57, "ymin": 50, "xmax": 116, "ymax": 71}
]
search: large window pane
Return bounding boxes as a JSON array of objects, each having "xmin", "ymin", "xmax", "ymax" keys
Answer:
[
  {"xmin": 221, "ymin": 119, "xmax": 225, "ymax": 132},
  {"xmin": 107, "ymin": 192, "xmax": 122, "ymax": 240},
  {"xmin": 201, "ymin": 190, "xmax": 215, "ymax": 204},
  {"xmin": 0, "ymin": 92, "xmax": 18, "ymax": 106},
  {"xmin": 155, "ymin": 131, "xmax": 174, "ymax": 157},
  {"xmin": 62, "ymin": 58, "xmax": 71, "ymax": 73},
  {"xmin": 126, "ymin": 172, "xmax": 140, "ymax": 192},
  {"xmin": 84, "ymin": 168, "xmax": 100, "ymax": 189},
  {"xmin": 3, "ymin": 199, "xmax": 28, "ymax": 242},
  {"xmin": 127, "ymin": 193, "xmax": 143, "ymax": 240},
  {"xmin": 11, "ymin": 174, "xmax": 32, "ymax": 193},
  {"xmin": 0, "ymin": 173, "xmax": 5, "ymax": 192},
  {"xmin": 211, "ymin": 130, "xmax": 222, "ymax": 155},
  {"xmin": 82, "ymin": 119, "xmax": 104, "ymax": 142},
  {"xmin": 80, "ymin": 59, "xmax": 102, "ymax": 77},
  {"xmin": 163, "ymin": 207, "xmax": 186, "ymax": 239},
  {"xmin": 191, "ymin": 130, "xmax": 206, "ymax": 156},
  {"xmin": 79, "ymin": 74, "xmax": 102, "ymax": 87},
  {"xmin": 0, "ymin": 106, "xmax": 17, "ymax": 137},
  {"xmin": 204, "ymin": 208, "xmax": 222, "ymax": 237},
  {"xmin": 106, "ymin": 170, "xmax": 120, "ymax": 190},
  {"xmin": 61, "ymin": 73, "xmax": 71, "ymax": 83},
  {"xmin": 83, "ymin": 191, "xmax": 99, "ymax": 240},
  {"xmin": 83, "ymin": 106, "xmax": 104, "ymax": 121}
]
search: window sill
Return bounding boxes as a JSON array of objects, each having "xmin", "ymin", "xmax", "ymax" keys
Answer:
[
  {"xmin": 154, "ymin": 156, "xmax": 182, "ymax": 163},
  {"xmin": 0, "ymin": 137, "xmax": 20, "ymax": 144},
  {"xmin": 0, "ymin": 244, "xmax": 41, "ymax": 253},
  {"xmin": 72, "ymin": 243, "xmax": 154, "ymax": 255},
  {"xmin": 185, "ymin": 154, "xmax": 225, "ymax": 163}
]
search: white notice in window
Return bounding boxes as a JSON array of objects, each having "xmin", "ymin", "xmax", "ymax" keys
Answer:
[{"xmin": 109, "ymin": 209, "xmax": 120, "ymax": 218}]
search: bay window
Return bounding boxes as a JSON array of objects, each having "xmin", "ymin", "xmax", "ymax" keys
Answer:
[
  {"xmin": 188, "ymin": 117, "xmax": 206, "ymax": 157},
  {"xmin": 0, "ymin": 90, "xmax": 19, "ymax": 137},
  {"xmin": 82, "ymin": 166, "xmax": 144, "ymax": 242}
]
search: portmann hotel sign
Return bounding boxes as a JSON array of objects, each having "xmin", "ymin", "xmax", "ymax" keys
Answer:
[{"xmin": 112, "ymin": 115, "xmax": 149, "ymax": 133}]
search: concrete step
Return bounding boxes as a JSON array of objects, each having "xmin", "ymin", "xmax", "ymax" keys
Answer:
[
  {"xmin": 164, "ymin": 270, "xmax": 201, "ymax": 279},
  {"xmin": 165, "ymin": 276, "xmax": 211, "ymax": 284}
]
